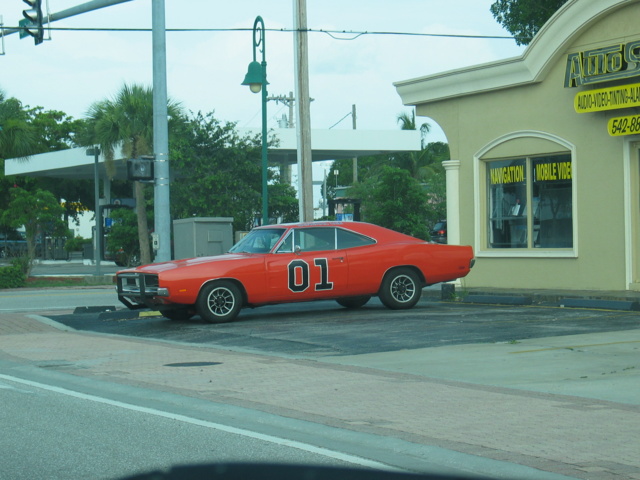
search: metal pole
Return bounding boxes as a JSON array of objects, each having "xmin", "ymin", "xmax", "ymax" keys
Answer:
[
  {"xmin": 261, "ymin": 55, "xmax": 269, "ymax": 226},
  {"xmin": 323, "ymin": 169, "xmax": 327, "ymax": 218},
  {"xmin": 152, "ymin": 0, "xmax": 171, "ymax": 261},
  {"xmin": 91, "ymin": 147, "xmax": 102, "ymax": 276},
  {"xmin": 293, "ymin": 0, "xmax": 314, "ymax": 222},
  {"xmin": 252, "ymin": 16, "xmax": 269, "ymax": 226},
  {"xmin": 1, "ymin": 0, "xmax": 132, "ymax": 37},
  {"xmin": 352, "ymin": 104, "xmax": 358, "ymax": 183}
]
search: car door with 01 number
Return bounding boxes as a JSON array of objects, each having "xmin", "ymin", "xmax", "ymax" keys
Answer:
[{"xmin": 265, "ymin": 227, "xmax": 349, "ymax": 302}]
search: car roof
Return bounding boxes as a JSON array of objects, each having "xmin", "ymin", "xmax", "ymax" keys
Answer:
[
  {"xmin": 254, "ymin": 221, "xmax": 423, "ymax": 243},
  {"xmin": 255, "ymin": 221, "xmax": 369, "ymax": 231}
]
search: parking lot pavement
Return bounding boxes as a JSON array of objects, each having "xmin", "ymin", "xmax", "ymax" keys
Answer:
[
  {"xmin": 0, "ymin": 311, "xmax": 639, "ymax": 479},
  {"xmin": 321, "ymin": 328, "xmax": 640, "ymax": 405}
]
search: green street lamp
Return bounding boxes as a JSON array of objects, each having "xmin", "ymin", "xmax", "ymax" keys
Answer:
[{"xmin": 242, "ymin": 15, "xmax": 269, "ymax": 226}]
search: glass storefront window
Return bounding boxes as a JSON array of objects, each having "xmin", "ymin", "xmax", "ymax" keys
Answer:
[
  {"xmin": 488, "ymin": 158, "xmax": 527, "ymax": 248},
  {"xmin": 487, "ymin": 154, "xmax": 573, "ymax": 249},
  {"xmin": 533, "ymin": 155, "xmax": 573, "ymax": 248}
]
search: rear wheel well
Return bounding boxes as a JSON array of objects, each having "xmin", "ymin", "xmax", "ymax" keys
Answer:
[{"xmin": 383, "ymin": 265, "xmax": 426, "ymax": 287}]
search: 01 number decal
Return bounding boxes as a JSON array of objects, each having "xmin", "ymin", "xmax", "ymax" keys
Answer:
[{"xmin": 288, "ymin": 258, "xmax": 334, "ymax": 293}]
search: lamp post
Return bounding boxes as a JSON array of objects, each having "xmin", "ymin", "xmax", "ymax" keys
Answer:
[
  {"xmin": 86, "ymin": 147, "xmax": 101, "ymax": 277},
  {"xmin": 242, "ymin": 15, "xmax": 268, "ymax": 226}
]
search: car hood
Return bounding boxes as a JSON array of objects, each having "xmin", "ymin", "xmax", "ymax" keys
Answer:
[{"xmin": 118, "ymin": 253, "xmax": 257, "ymax": 274}]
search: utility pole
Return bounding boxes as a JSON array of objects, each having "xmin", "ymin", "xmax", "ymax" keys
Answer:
[
  {"xmin": 352, "ymin": 104, "xmax": 358, "ymax": 183},
  {"xmin": 268, "ymin": 91, "xmax": 295, "ymax": 128},
  {"xmin": 293, "ymin": 0, "xmax": 314, "ymax": 222},
  {"xmin": 152, "ymin": 0, "xmax": 171, "ymax": 262}
]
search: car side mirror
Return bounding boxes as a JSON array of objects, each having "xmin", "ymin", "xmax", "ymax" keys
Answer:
[{"xmin": 294, "ymin": 245, "xmax": 301, "ymax": 255}]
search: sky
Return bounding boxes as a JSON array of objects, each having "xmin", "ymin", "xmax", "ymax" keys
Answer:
[
  {"xmin": 1, "ymin": 0, "xmax": 526, "ymax": 140},
  {"xmin": 2, "ymin": 0, "xmax": 526, "ymax": 229}
]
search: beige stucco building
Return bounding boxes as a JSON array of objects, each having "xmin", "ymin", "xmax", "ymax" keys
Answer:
[{"xmin": 396, "ymin": 0, "xmax": 640, "ymax": 292}]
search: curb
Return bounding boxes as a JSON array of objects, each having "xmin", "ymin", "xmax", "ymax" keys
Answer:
[
  {"xmin": 559, "ymin": 298, "xmax": 640, "ymax": 311},
  {"xmin": 96, "ymin": 309, "xmax": 162, "ymax": 320},
  {"xmin": 425, "ymin": 285, "xmax": 640, "ymax": 311},
  {"xmin": 462, "ymin": 295, "xmax": 533, "ymax": 306}
]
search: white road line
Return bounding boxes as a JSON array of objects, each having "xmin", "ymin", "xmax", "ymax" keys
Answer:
[{"xmin": 0, "ymin": 373, "xmax": 396, "ymax": 471}]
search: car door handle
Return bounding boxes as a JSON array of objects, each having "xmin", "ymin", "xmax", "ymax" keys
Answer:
[{"xmin": 332, "ymin": 256, "xmax": 344, "ymax": 262}]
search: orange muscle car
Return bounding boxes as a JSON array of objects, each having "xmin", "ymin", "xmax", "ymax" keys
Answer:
[{"xmin": 116, "ymin": 221, "xmax": 474, "ymax": 323}]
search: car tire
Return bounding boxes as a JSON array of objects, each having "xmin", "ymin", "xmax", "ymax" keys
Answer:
[
  {"xmin": 196, "ymin": 281, "xmax": 242, "ymax": 323},
  {"xmin": 336, "ymin": 295, "xmax": 371, "ymax": 309},
  {"xmin": 160, "ymin": 307, "xmax": 194, "ymax": 321},
  {"xmin": 378, "ymin": 267, "xmax": 422, "ymax": 310}
]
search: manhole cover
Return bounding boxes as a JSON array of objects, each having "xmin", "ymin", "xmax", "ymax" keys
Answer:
[{"xmin": 164, "ymin": 362, "xmax": 222, "ymax": 367}]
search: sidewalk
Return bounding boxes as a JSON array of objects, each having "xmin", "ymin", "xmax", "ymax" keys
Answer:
[{"xmin": 0, "ymin": 311, "xmax": 638, "ymax": 479}]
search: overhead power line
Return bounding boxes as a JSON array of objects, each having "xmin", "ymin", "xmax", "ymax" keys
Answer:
[{"xmin": 0, "ymin": 25, "xmax": 523, "ymax": 41}]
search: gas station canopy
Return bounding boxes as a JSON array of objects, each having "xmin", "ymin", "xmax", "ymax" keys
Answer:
[{"xmin": 5, "ymin": 128, "xmax": 421, "ymax": 180}]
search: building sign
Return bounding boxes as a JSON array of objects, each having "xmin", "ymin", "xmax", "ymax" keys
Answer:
[
  {"xmin": 608, "ymin": 114, "xmax": 640, "ymax": 136},
  {"xmin": 533, "ymin": 160, "xmax": 572, "ymax": 182},
  {"xmin": 565, "ymin": 40, "xmax": 640, "ymax": 88},
  {"xmin": 574, "ymin": 82, "xmax": 640, "ymax": 113},
  {"xmin": 489, "ymin": 164, "xmax": 525, "ymax": 185}
]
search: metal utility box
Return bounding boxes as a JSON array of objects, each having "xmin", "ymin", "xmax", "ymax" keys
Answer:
[{"xmin": 173, "ymin": 217, "xmax": 233, "ymax": 260}]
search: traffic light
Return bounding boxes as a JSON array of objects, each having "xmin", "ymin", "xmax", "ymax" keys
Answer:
[{"xmin": 21, "ymin": 0, "xmax": 44, "ymax": 45}]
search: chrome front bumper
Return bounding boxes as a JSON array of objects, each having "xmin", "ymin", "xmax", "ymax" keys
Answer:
[{"xmin": 116, "ymin": 272, "xmax": 168, "ymax": 310}]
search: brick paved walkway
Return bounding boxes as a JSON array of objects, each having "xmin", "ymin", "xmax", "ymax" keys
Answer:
[{"xmin": 1, "ymin": 314, "xmax": 639, "ymax": 479}]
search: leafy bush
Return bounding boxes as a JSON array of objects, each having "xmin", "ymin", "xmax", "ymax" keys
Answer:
[
  {"xmin": 10, "ymin": 256, "xmax": 31, "ymax": 275},
  {"xmin": 0, "ymin": 261, "xmax": 26, "ymax": 288},
  {"xmin": 65, "ymin": 236, "xmax": 90, "ymax": 252}
]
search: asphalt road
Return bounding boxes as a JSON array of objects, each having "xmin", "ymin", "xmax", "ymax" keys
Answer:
[
  {"xmin": 0, "ymin": 287, "xmax": 117, "ymax": 313},
  {"xmin": 3, "ymin": 287, "xmax": 639, "ymax": 479},
  {"xmin": 0, "ymin": 374, "xmax": 363, "ymax": 480},
  {"xmin": 47, "ymin": 296, "xmax": 640, "ymax": 358}
]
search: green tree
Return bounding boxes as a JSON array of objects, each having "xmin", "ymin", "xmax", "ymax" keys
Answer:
[
  {"xmin": 171, "ymin": 111, "xmax": 298, "ymax": 231},
  {"xmin": 0, "ymin": 91, "xmax": 39, "ymax": 239},
  {"xmin": 328, "ymin": 111, "xmax": 447, "ymax": 233},
  {"xmin": 1, "ymin": 92, "xmax": 96, "ymax": 232},
  {"xmin": 0, "ymin": 90, "xmax": 36, "ymax": 159},
  {"xmin": 268, "ymin": 177, "xmax": 299, "ymax": 224},
  {"xmin": 420, "ymin": 141, "xmax": 449, "ymax": 224},
  {"xmin": 490, "ymin": 0, "xmax": 569, "ymax": 45},
  {"xmin": 26, "ymin": 107, "xmax": 83, "ymax": 152},
  {"xmin": 0, "ymin": 187, "xmax": 66, "ymax": 273},
  {"xmin": 105, "ymin": 207, "xmax": 143, "ymax": 267},
  {"xmin": 352, "ymin": 166, "xmax": 431, "ymax": 240},
  {"xmin": 27, "ymin": 109, "xmax": 93, "ymax": 225},
  {"xmin": 393, "ymin": 111, "xmax": 442, "ymax": 182},
  {"xmin": 82, "ymin": 83, "xmax": 183, "ymax": 264}
]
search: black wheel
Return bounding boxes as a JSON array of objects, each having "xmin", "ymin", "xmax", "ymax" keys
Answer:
[
  {"xmin": 196, "ymin": 281, "xmax": 243, "ymax": 323},
  {"xmin": 160, "ymin": 307, "xmax": 194, "ymax": 321},
  {"xmin": 378, "ymin": 268, "xmax": 422, "ymax": 310},
  {"xmin": 336, "ymin": 295, "xmax": 371, "ymax": 309}
]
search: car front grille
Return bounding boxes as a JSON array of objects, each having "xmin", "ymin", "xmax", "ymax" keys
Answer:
[{"xmin": 117, "ymin": 272, "xmax": 160, "ymax": 295}]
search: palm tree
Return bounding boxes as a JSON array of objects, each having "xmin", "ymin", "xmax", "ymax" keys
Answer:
[
  {"xmin": 394, "ymin": 111, "xmax": 435, "ymax": 181},
  {"xmin": 396, "ymin": 110, "xmax": 430, "ymax": 148},
  {"xmin": 0, "ymin": 90, "xmax": 36, "ymax": 159},
  {"xmin": 84, "ymin": 84, "xmax": 182, "ymax": 265}
]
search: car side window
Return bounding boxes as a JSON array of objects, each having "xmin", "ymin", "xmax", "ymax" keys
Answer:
[
  {"xmin": 275, "ymin": 231, "xmax": 294, "ymax": 253},
  {"xmin": 296, "ymin": 228, "xmax": 336, "ymax": 252},
  {"xmin": 336, "ymin": 228, "xmax": 376, "ymax": 249}
]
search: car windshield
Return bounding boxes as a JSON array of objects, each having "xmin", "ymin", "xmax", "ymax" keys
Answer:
[{"xmin": 228, "ymin": 228, "xmax": 286, "ymax": 254}]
